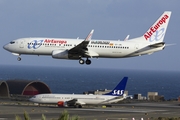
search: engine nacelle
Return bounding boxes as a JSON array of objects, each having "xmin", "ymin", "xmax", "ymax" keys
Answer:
[
  {"xmin": 57, "ymin": 101, "xmax": 68, "ymax": 107},
  {"xmin": 52, "ymin": 50, "xmax": 69, "ymax": 59}
]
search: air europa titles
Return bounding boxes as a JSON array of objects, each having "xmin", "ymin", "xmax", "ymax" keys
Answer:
[
  {"xmin": 144, "ymin": 14, "xmax": 169, "ymax": 40},
  {"xmin": 44, "ymin": 39, "xmax": 67, "ymax": 44}
]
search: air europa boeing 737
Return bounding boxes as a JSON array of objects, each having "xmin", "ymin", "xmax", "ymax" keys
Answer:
[{"xmin": 3, "ymin": 11, "xmax": 171, "ymax": 65}]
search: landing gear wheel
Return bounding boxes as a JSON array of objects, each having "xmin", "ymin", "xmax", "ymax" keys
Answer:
[
  {"xmin": 86, "ymin": 59, "xmax": 91, "ymax": 65},
  {"xmin": 74, "ymin": 104, "xmax": 82, "ymax": 108},
  {"xmin": 79, "ymin": 59, "xmax": 84, "ymax": 64},
  {"xmin": 17, "ymin": 57, "xmax": 21, "ymax": 61}
]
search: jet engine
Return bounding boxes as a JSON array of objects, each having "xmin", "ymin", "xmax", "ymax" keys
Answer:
[
  {"xmin": 57, "ymin": 101, "xmax": 68, "ymax": 107},
  {"xmin": 52, "ymin": 50, "xmax": 69, "ymax": 59}
]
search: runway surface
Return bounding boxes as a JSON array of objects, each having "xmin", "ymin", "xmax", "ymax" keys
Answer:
[{"xmin": 0, "ymin": 101, "xmax": 180, "ymax": 120}]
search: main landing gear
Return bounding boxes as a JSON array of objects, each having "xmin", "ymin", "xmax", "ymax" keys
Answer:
[{"xmin": 79, "ymin": 58, "xmax": 91, "ymax": 65}]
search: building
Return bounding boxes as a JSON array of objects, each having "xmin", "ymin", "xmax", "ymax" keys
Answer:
[
  {"xmin": 0, "ymin": 80, "xmax": 51, "ymax": 98},
  {"xmin": 0, "ymin": 81, "xmax": 9, "ymax": 97},
  {"xmin": 147, "ymin": 92, "xmax": 164, "ymax": 101}
]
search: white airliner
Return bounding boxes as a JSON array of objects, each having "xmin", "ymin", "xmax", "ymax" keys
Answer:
[
  {"xmin": 3, "ymin": 11, "xmax": 171, "ymax": 65},
  {"xmin": 29, "ymin": 77, "xmax": 128, "ymax": 108}
]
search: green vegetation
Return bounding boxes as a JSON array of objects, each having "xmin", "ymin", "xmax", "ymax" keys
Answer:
[
  {"xmin": 148, "ymin": 117, "xmax": 180, "ymax": 120},
  {"xmin": 41, "ymin": 114, "xmax": 46, "ymax": 120},
  {"xmin": 154, "ymin": 117, "xmax": 180, "ymax": 120},
  {"xmin": 15, "ymin": 111, "xmax": 180, "ymax": 120},
  {"xmin": 15, "ymin": 110, "xmax": 79, "ymax": 120},
  {"xmin": 58, "ymin": 110, "xmax": 79, "ymax": 120},
  {"xmin": 15, "ymin": 115, "xmax": 22, "ymax": 120},
  {"xmin": 24, "ymin": 111, "xmax": 31, "ymax": 120}
]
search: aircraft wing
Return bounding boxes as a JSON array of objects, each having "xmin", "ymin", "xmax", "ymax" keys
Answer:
[
  {"xmin": 68, "ymin": 29, "xmax": 99, "ymax": 57},
  {"xmin": 76, "ymin": 100, "xmax": 86, "ymax": 105},
  {"xmin": 66, "ymin": 99, "xmax": 86, "ymax": 106}
]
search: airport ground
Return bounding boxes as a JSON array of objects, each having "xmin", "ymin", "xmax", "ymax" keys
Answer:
[{"xmin": 0, "ymin": 99, "xmax": 180, "ymax": 120}]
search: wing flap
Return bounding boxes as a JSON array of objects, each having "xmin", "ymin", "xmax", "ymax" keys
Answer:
[
  {"xmin": 76, "ymin": 100, "xmax": 86, "ymax": 105},
  {"xmin": 66, "ymin": 99, "xmax": 86, "ymax": 106},
  {"xmin": 83, "ymin": 50, "xmax": 99, "ymax": 57}
]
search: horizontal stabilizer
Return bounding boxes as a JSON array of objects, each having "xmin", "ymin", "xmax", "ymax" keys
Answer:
[{"xmin": 149, "ymin": 42, "xmax": 165, "ymax": 47}]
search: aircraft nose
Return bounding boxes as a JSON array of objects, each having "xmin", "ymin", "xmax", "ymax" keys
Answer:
[
  {"xmin": 29, "ymin": 98, "xmax": 33, "ymax": 102},
  {"xmin": 3, "ymin": 44, "xmax": 8, "ymax": 50}
]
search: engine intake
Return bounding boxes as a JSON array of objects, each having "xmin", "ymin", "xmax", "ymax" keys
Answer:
[{"xmin": 57, "ymin": 101, "xmax": 68, "ymax": 107}]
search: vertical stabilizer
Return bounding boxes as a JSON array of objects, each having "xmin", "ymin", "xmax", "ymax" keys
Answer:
[
  {"xmin": 143, "ymin": 11, "xmax": 171, "ymax": 43},
  {"xmin": 104, "ymin": 77, "xmax": 128, "ymax": 96}
]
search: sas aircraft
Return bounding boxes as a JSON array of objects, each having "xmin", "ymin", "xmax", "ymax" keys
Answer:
[
  {"xmin": 3, "ymin": 11, "xmax": 171, "ymax": 65},
  {"xmin": 29, "ymin": 77, "xmax": 128, "ymax": 108}
]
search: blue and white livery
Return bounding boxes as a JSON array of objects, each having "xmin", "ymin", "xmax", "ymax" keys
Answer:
[{"xmin": 29, "ymin": 77, "xmax": 128, "ymax": 108}]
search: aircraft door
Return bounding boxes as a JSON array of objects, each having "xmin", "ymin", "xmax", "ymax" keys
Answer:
[{"xmin": 19, "ymin": 40, "xmax": 24, "ymax": 48}]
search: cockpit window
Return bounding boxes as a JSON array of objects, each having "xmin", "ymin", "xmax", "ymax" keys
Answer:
[{"xmin": 10, "ymin": 41, "xmax": 15, "ymax": 44}]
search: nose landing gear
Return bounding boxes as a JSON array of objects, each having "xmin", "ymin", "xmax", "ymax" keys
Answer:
[{"xmin": 17, "ymin": 56, "xmax": 21, "ymax": 61}]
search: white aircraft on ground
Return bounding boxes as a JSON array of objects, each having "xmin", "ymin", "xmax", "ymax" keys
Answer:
[
  {"xmin": 29, "ymin": 77, "xmax": 128, "ymax": 108},
  {"xmin": 3, "ymin": 11, "xmax": 171, "ymax": 65}
]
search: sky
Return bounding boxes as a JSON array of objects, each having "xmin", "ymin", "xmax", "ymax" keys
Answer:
[{"xmin": 0, "ymin": 0, "xmax": 180, "ymax": 71}]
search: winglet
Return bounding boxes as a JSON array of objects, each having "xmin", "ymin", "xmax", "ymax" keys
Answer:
[
  {"xmin": 85, "ymin": 29, "xmax": 94, "ymax": 41},
  {"xmin": 124, "ymin": 35, "xmax": 130, "ymax": 41},
  {"xmin": 104, "ymin": 77, "xmax": 128, "ymax": 96}
]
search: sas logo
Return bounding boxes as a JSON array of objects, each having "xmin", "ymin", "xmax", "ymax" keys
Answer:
[
  {"xmin": 112, "ymin": 90, "xmax": 124, "ymax": 95},
  {"xmin": 28, "ymin": 40, "xmax": 44, "ymax": 49}
]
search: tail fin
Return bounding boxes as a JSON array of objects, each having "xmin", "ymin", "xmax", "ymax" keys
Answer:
[
  {"xmin": 104, "ymin": 77, "xmax": 128, "ymax": 96},
  {"xmin": 143, "ymin": 11, "xmax": 171, "ymax": 43}
]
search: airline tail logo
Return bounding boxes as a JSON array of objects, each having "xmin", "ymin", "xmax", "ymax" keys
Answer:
[
  {"xmin": 104, "ymin": 77, "xmax": 128, "ymax": 96},
  {"xmin": 112, "ymin": 90, "xmax": 124, "ymax": 95},
  {"xmin": 144, "ymin": 14, "xmax": 169, "ymax": 41}
]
